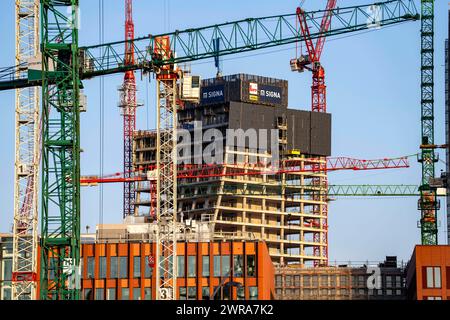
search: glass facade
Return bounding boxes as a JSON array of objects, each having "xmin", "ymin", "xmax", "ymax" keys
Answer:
[
  {"xmin": 188, "ymin": 286, "xmax": 197, "ymax": 300},
  {"xmin": 107, "ymin": 288, "xmax": 116, "ymax": 300},
  {"xmin": 188, "ymin": 256, "xmax": 196, "ymax": 277},
  {"xmin": 213, "ymin": 256, "xmax": 220, "ymax": 276},
  {"xmin": 202, "ymin": 286, "xmax": 210, "ymax": 300},
  {"xmin": 99, "ymin": 256, "xmax": 106, "ymax": 279},
  {"xmin": 202, "ymin": 256, "xmax": 210, "ymax": 277},
  {"xmin": 249, "ymin": 287, "xmax": 258, "ymax": 300},
  {"xmin": 87, "ymin": 257, "xmax": 95, "ymax": 279},
  {"xmin": 247, "ymin": 255, "xmax": 256, "ymax": 276},
  {"xmin": 177, "ymin": 255, "xmax": 185, "ymax": 277},
  {"xmin": 119, "ymin": 257, "xmax": 128, "ymax": 278},
  {"xmin": 133, "ymin": 287, "xmax": 141, "ymax": 300},
  {"xmin": 95, "ymin": 288, "xmax": 104, "ymax": 300},
  {"xmin": 179, "ymin": 287, "xmax": 187, "ymax": 300},
  {"xmin": 221, "ymin": 255, "xmax": 230, "ymax": 276},
  {"xmin": 144, "ymin": 287, "xmax": 151, "ymax": 300},
  {"xmin": 134, "ymin": 256, "xmax": 141, "ymax": 278},
  {"xmin": 121, "ymin": 287, "xmax": 129, "ymax": 300},
  {"xmin": 110, "ymin": 256, "xmax": 118, "ymax": 279},
  {"xmin": 145, "ymin": 256, "xmax": 153, "ymax": 278},
  {"xmin": 233, "ymin": 255, "xmax": 243, "ymax": 277}
]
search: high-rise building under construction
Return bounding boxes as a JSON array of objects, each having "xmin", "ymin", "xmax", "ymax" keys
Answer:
[{"xmin": 133, "ymin": 74, "xmax": 331, "ymax": 267}]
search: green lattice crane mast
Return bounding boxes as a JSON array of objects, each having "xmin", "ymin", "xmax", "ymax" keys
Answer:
[
  {"xmin": 40, "ymin": 0, "xmax": 81, "ymax": 300},
  {"xmin": 418, "ymin": 0, "xmax": 438, "ymax": 245},
  {"xmin": 0, "ymin": 0, "xmax": 419, "ymax": 300}
]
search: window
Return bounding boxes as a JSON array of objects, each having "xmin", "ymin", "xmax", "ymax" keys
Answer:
[
  {"xmin": 133, "ymin": 256, "xmax": 141, "ymax": 278},
  {"xmin": 179, "ymin": 287, "xmax": 187, "ymax": 300},
  {"xmin": 303, "ymin": 275, "xmax": 311, "ymax": 287},
  {"xmin": 110, "ymin": 257, "xmax": 118, "ymax": 279},
  {"xmin": 107, "ymin": 288, "xmax": 116, "ymax": 300},
  {"xmin": 121, "ymin": 288, "xmax": 129, "ymax": 300},
  {"xmin": 3, "ymin": 288, "xmax": 11, "ymax": 300},
  {"xmin": 358, "ymin": 276, "xmax": 365, "ymax": 287},
  {"xmin": 133, "ymin": 288, "xmax": 141, "ymax": 300},
  {"xmin": 247, "ymin": 255, "xmax": 256, "ymax": 277},
  {"xmin": 188, "ymin": 256, "xmax": 196, "ymax": 277},
  {"xmin": 386, "ymin": 276, "xmax": 392, "ymax": 288},
  {"xmin": 396, "ymin": 276, "xmax": 402, "ymax": 287},
  {"xmin": 84, "ymin": 288, "xmax": 93, "ymax": 300},
  {"xmin": 177, "ymin": 255, "xmax": 185, "ymax": 277},
  {"xmin": 213, "ymin": 256, "xmax": 221, "ymax": 276},
  {"xmin": 202, "ymin": 256, "xmax": 210, "ymax": 277},
  {"xmin": 425, "ymin": 267, "xmax": 441, "ymax": 288},
  {"xmin": 233, "ymin": 255, "xmax": 243, "ymax": 277},
  {"xmin": 221, "ymin": 255, "xmax": 230, "ymax": 276},
  {"xmin": 99, "ymin": 257, "xmax": 106, "ymax": 279},
  {"xmin": 3, "ymin": 259, "xmax": 12, "ymax": 281},
  {"xmin": 275, "ymin": 275, "xmax": 282, "ymax": 287},
  {"xmin": 144, "ymin": 287, "xmax": 152, "ymax": 300},
  {"xmin": 87, "ymin": 257, "xmax": 95, "ymax": 279},
  {"xmin": 145, "ymin": 256, "xmax": 153, "ymax": 278},
  {"xmin": 249, "ymin": 287, "xmax": 258, "ymax": 300},
  {"xmin": 119, "ymin": 257, "xmax": 128, "ymax": 278},
  {"xmin": 237, "ymin": 286, "xmax": 245, "ymax": 300},
  {"xmin": 188, "ymin": 286, "xmax": 197, "ymax": 300},
  {"xmin": 426, "ymin": 296, "xmax": 442, "ymax": 300},
  {"xmin": 202, "ymin": 287, "xmax": 210, "ymax": 300},
  {"xmin": 95, "ymin": 288, "xmax": 104, "ymax": 300}
]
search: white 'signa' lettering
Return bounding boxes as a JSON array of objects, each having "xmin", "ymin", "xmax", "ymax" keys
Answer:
[
  {"xmin": 207, "ymin": 90, "xmax": 224, "ymax": 98},
  {"xmin": 262, "ymin": 90, "xmax": 280, "ymax": 99}
]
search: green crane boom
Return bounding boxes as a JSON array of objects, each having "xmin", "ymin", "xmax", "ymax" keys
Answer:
[
  {"xmin": 0, "ymin": 0, "xmax": 419, "ymax": 300},
  {"xmin": 0, "ymin": 0, "xmax": 419, "ymax": 90}
]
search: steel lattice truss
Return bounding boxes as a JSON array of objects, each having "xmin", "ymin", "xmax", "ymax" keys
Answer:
[
  {"xmin": 155, "ymin": 79, "xmax": 178, "ymax": 300},
  {"xmin": 12, "ymin": 0, "xmax": 40, "ymax": 300},
  {"xmin": 78, "ymin": 155, "xmax": 410, "ymax": 184},
  {"xmin": 119, "ymin": 0, "xmax": 138, "ymax": 218},
  {"xmin": 40, "ymin": 0, "xmax": 81, "ymax": 300},
  {"xmin": 0, "ymin": 0, "xmax": 419, "ymax": 90},
  {"xmin": 418, "ymin": 0, "xmax": 438, "ymax": 245}
]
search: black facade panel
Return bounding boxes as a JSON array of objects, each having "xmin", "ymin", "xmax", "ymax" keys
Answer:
[
  {"xmin": 200, "ymin": 74, "xmax": 288, "ymax": 108},
  {"xmin": 228, "ymin": 102, "xmax": 331, "ymax": 157},
  {"xmin": 286, "ymin": 109, "xmax": 311, "ymax": 154},
  {"xmin": 310, "ymin": 112, "xmax": 332, "ymax": 156}
]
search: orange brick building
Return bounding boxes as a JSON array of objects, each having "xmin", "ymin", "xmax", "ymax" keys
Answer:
[
  {"xmin": 37, "ymin": 240, "xmax": 274, "ymax": 300},
  {"xmin": 406, "ymin": 245, "xmax": 450, "ymax": 300}
]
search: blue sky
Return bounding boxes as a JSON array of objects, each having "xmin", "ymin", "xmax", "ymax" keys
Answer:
[{"xmin": 0, "ymin": 0, "xmax": 448, "ymax": 264}]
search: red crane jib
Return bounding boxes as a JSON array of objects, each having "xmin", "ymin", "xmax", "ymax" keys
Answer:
[{"xmin": 79, "ymin": 156, "xmax": 410, "ymax": 184}]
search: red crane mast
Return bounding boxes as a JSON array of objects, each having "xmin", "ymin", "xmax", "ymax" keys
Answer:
[{"xmin": 119, "ymin": 0, "xmax": 140, "ymax": 217}]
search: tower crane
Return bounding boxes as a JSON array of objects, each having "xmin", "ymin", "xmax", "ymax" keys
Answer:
[
  {"xmin": 291, "ymin": 0, "xmax": 336, "ymax": 265},
  {"xmin": 118, "ymin": 0, "xmax": 141, "ymax": 218},
  {"xmin": 418, "ymin": 0, "xmax": 438, "ymax": 245},
  {"xmin": 0, "ymin": 0, "xmax": 419, "ymax": 300},
  {"xmin": 11, "ymin": 0, "xmax": 40, "ymax": 301}
]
